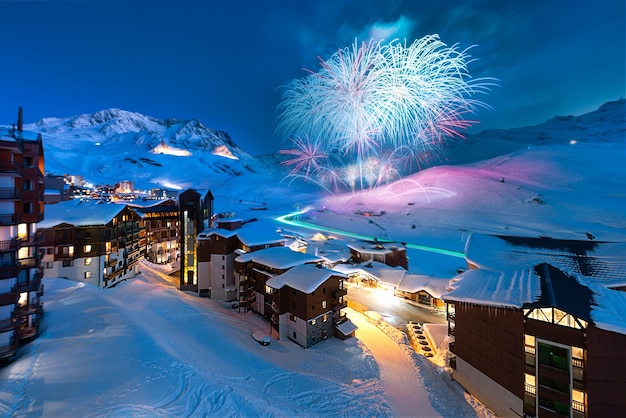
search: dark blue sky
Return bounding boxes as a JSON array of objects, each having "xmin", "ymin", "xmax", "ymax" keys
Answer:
[{"xmin": 1, "ymin": 1, "xmax": 624, "ymax": 155}]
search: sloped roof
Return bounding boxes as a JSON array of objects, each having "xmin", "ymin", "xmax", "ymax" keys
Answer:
[
  {"xmin": 39, "ymin": 200, "xmax": 126, "ymax": 228},
  {"xmin": 199, "ymin": 219, "xmax": 285, "ymax": 247},
  {"xmin": 443, "ymin": 267, "xmax": 540, "ymax": 308},
  {"xmin": 235, "ymin": 246, "xmax": 322, "ymax": 270},
  {"xmin": 525, "ymin": 263, "xmax": 595, "ymax": 322},
  {"xmin": 266, "ymin": 264, "xmax": 347, "ymax": 294},
  {"xmin": 466, "ymin": 234, "xmax": 626, "ymax": 284}
]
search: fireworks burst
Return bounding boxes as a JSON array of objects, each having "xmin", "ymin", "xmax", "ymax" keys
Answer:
[{"xmin": 277, "ymin": 35, "xmax": 495, "ymax": 193}]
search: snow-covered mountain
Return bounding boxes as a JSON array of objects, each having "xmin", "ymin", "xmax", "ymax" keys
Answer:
[{"xmin": 23, "ymin": 108, "xmax": 270, "ymax": 190}]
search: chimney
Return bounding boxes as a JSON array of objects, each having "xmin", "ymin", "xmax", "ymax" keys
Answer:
[{"xmin": 17, "ymin": 106, "xmax": 23, "ymax": 133}]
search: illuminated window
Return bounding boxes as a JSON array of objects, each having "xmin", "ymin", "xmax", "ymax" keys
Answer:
[
  {"xmin": 322, "ymin": 300, "xmax": 327, "ymax": 309},
  {"xmin": 18, "ymin": 292, "xmax": 27, "ymax": 307},
  {"xmin": 323, "ymin": 314, "xmax": 327, "ymax": 322},
  {"xmin": 265, "ymin": 285, "xmax": 274, "ymax": 295},
  {"xmin": 311, "ymin": 319, "xmax": 316, "ymax": 325},
  {"xmin": 85, "ymin": 258, "xmax": 92, "ymax": 266},
  {"xmin": 18, "ymin": 247, "xmax": 29, "ymax": 259},
  {"xmin": 84, "ymin": 272, "xmax": 91, "ymax": 279},
  {"xmin": 84, "ymin": 244, "xmax": 91, "ymax": 253},
  {"xmin": 17, "ymin": 223, "xmax": 28, "ymax": 239}
]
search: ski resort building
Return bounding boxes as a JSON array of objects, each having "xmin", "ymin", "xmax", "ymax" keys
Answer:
[
  {"xmin": 195, "ymin": 218, "xmax": 285, "ymax": 300},
  {"xmin": 178, "ymin": 188, "xmax": 213, "ymax": 293},
  {"xmin": 442, "ymin": 234, "xmax": 626, "ymax": 418},
  {"xmin": 235, "ymin": 246, "xmax": 354, "ymax": 348},
  {"xmin": 265, "ymin": 264, "xmax": 354, "ymax": 348},
  {"xmin": 0, "ymin": 113, "xmax": 45, "ymax": 361},
  {"xmin": 347, "ymin": 240, "xmax": 408, "ymax": 269},
  {"xmin": 131, "ymin": 199, "xmax": 179, "ymax": 265},
  {"xmin": 39, "ymin": 200, "xmax": 144, "ymax": 288}
]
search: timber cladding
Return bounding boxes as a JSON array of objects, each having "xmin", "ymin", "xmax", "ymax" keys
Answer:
[{"xmin": 454, "ymin": 302, "xmax": 525, "ymax": 398}]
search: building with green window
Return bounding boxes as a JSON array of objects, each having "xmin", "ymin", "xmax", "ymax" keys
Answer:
[{"xmin": 443, "ymin": 234, "xmax": 626, "ymax": 418}]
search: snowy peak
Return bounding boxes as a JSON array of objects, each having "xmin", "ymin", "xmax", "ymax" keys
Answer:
[
  {"xmin": 29, "ymin": 108, "xmax": 250, "ymax": 159},
  {"xmin": 20, "ymin": 108, "xmax": 272, "ymax": 190}
]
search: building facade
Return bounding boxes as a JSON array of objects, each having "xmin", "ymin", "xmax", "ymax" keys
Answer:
[
  {"xmin": 0, "ymin": 115, "xmax": 45, "ymax": 361},
  {"xmin": 179, "ymin": 189, "xmax": 213, "ymax": 292},
  {"xmin": 443, "ymin": 234, "xmax": 626, "ymax": 418},
  {"xmin": 196, "ymin": 218, "xmax": 285, "ymax": 300},
  {"xmin": 265, "ymin": 264, "xmax": 352, "ymax": 348},
  {"xmin": 132, "ymin": 199, "xmax": 179, "ymax": 265},
  {"xmin": 40, "ymin": 201, "xmax": 144, "ymax": 288}
]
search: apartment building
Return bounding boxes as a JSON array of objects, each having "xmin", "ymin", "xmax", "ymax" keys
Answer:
[
  {"xmin": 131, "ymin": 199, "xmax": 179, "ymax": 265},
  {"xmin": 195, "ymin": 218, "xmax": 285, "ymax": 300},
  {"xmin": 0, "ymin": 112, "xmax": 45, "ymax": 361},
  {"xmin": 442, "ymin": 234, "xmax": 626, "ymax": 417},
  {"xmin": 265, "ymin": 263, "xmax": 354, "ymax": 348},
  {"xmin": 39, "ymin": 200, "xmax": 144, "ymax": 288},
  {"xmin": 179, "ymin": 188, "xmax": 213, "ymax": 292}
]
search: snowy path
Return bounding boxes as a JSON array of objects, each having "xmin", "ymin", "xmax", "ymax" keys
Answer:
[{"xmin": 348, "ymin": 312, "xmax": 439, "ymax": 417}]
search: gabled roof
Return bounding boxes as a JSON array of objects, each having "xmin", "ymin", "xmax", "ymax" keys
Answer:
[
  {"xmin": 525, "ymin": 263, "xmax": 595, "ymax": 322},
  {"xmin": 199, "ymin": 219, "xmax": 285, "ymax": 247},
  {"xmin": 443, "ymin": 266, "xmax": 540, "ymax": 308},
  {"xmin": 235, "ymin": 246, "xmax": 322, "ymax": 270},
  {"xmin": 39, "ymin": 200, "xmax": 127, "ymax": 228},
  {"xmin": 266, "ymin": 264, "xmax": 347, "ymax": 294}
]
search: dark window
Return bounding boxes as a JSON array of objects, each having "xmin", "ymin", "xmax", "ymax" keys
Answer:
[
  {"xmin": 323, "ymin": 287, "xmax": 326, "ymax": 294},
  {"xmin": 311, "ymin": 305, "xmax": 314, "ymax": 311},
  {"xmin": 22, "ymin": 202, "xmax": 32, "ymax": 213},
  {"xmin": 293, "ymin": 331, "xmax": 297, "ymax": 339}
]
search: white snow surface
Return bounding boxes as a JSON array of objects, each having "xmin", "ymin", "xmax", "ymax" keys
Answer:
[
  {"xmin": 1, "ymin": 100, "xmax": 625, "ymax": 416},
  {"xmin": 0, "ymin": 261, "xmax": 477, "ymax": 417}
]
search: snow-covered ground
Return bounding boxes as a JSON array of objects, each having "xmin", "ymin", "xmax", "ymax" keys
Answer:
[
  {"xmin": 0, "ymin": 261, "xmax": 486, "ymax": 417},
  {"xmin": 1, "ymin": 100, "xmax": 624, "ymax": 416}
]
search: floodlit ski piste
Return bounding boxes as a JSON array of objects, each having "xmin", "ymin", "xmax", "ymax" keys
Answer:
[{"xmin": 277, "ymin": 36, "xmax": 495, "ymax": 193}]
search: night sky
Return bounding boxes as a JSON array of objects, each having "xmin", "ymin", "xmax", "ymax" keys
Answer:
[{"xmin": 1, "ymin": 1, "xmax": 624, "ymax": 155}]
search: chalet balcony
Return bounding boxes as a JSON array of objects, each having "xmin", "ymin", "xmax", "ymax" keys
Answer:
[
  {"xmin": 333, "ymin": 300, "xmax": 348, "ymax": 311},
  {"xmin": 0, "ymin": 290, "xmax": 19, "ymax": 305},
  {"xmin": 17, "ymin": 302, "xmax": 43, "ymax": 316},
  {"xmin": 333, "ymin": 288, "xmax": 347, "ymax": 298},
  {"xmin": 0, "ymin": 316, "xmax": 16, "ymax": 332},
  {"xmin": 0, "ymin": 161, "xmax": 23, "ymax": 174},
  {"xmin": 0, "ymin": 213, "xmax": 18, "ymax": 226},
  {"xmin": 0, "ymin": 265, "xmax": 18, "ymax": 279},
  {"xmin": 0, "ymin": 187, "xmax": 21, "ymax": 200},
  {"xmin": 19, "ymin": 324, "xmax": 39, "ymax": 340},
  {"xmin": 0, "ymin": 238, "xmax": 19, "ymax": 252},
  {"xmin": 0, "ymin": 343, "xmax": 18, "ymax": 359},
  {"xmin": 18, "ymin": 258, "xmax": 38, "ymax": 269}
]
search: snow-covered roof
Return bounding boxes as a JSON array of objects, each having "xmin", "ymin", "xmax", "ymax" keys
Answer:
[
  {"xmin": 199, "ymin": 220, "xmax": 285, "ymax": 247},
  {"xmin": 465, "ymin": 234, "xmax": 626, "ymax": 284},
  {"xmin": 235, "ymin": 246, "xmax": 322, "ymax": 270},
  {"xmin": 335, "ymin": 318, "xmax": 358, "ymax": 336},
  {"xmin": 333, "ymin": 261, "xmax": 405, "ymax": 286},
  {"xmin": 443, "ymin": 267, "xmax": 540, "ymax": 309},
  {"xmin": 398, "ymin": 274, "xmax": 450, "ymax": 299},
  {"xmin": 39, "ymin": 200, "xmax": 126, "ymax": 228},
  {"xmin": 347, "ymin": 241, "xmax": 404, "ymax": 255},
  {"xmin": 266, "ymin": 264, "xmax": 347, "ymax": 294}
]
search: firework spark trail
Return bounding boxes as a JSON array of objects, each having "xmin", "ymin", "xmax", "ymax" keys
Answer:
[{"xmin": 276, "ymin": 35, "xmax": 495, "ymax": 193}]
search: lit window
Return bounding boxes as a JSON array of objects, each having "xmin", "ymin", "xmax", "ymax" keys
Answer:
[
  {"xmin": 17, "ymin": 223, "xmax": 28, "ymax": 239},
  {"xmin": 322, "ymin": 300, "xmax": 327, "ymax": 309},
  {"xmin": 18, "ymin": 292, "xmax": 27, "ymax": 307},
  {"xmin": 85, "ymin": 272, "xmax": 91, "ymax": 279},
  {"xmin": 18, "ymin": 247, "xmax": 29, "ymax": 259},
  {"xmin": 85, "ymin": 258, "xmax": 92, "ymax": 266},
  {"xmin": 84, "ymin": 244, "xmax": 91, "ymax": 253},
  {"xmin": 524, "ymin": 373, "xmax": 536, "ymax": 387},
  {"xmin": 323, "ymin": 314, "xmax": 327, "ymax": 322},
  {"xmin": 311, "ymin": 319, "xmax": 316, "ymax": 325}
]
